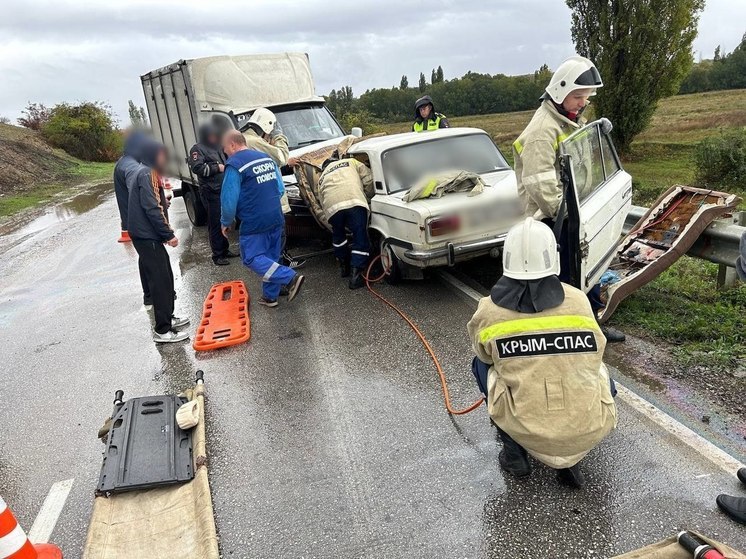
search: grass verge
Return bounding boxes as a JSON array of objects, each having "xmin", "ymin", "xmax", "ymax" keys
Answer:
[
  {"xmin": 0, "ymin": 161, "xmax": 114, "ymax": 218},
  {"xmin": 612, "ymin": 256, "xmax": 746, "ymax": 368}
]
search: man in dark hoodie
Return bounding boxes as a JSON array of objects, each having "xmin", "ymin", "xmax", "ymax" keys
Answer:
[
  {"xmin": 189, "ymin": 123, "xmax": 237, "ymax": 266},
  {"xmin": 114, "ymin": 130, "xmax": 152, "ymax": 307},
  {"xmin": 127, "ymin": 139, "xmax": 190, "ymax": 343},
  {"xmin": 412, "ymin": 95, "xmax": 449, "ymax": 132}
]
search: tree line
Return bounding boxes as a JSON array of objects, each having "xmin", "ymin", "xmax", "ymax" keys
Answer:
[
  {"xmin": 680, "ymin": 33, "xmax": 746, "ymax": 94},
  {"xmin": 326, "ymin": 64, "xmax": 553, "ymax": 124}
]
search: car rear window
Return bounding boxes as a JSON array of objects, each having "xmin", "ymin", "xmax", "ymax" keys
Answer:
[{"xmin": 382, "ymin": 134, "xmax": 510, "ymax": 193}]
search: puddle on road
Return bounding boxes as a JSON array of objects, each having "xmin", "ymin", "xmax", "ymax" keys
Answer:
[{"xmin": 0, "ymin": 182, "xmax": 114, "ymax": 239}]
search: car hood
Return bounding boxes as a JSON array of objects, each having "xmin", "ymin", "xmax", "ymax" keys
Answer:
[{"xmin": 288, "ymin": 136, "xmax": 354, "ymax": 158}]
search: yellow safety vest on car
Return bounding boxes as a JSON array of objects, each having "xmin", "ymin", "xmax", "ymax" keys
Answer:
[
  {"xmin": 413, "ymin": 114, "xmax": 446, "ymax": 132},
  {"xmin": 466, "ymin": 283, "xmax": 616, "ymax": 468},
  {"xmin": 512, "ymin": 100, "xmax": 584, "ymax": 220}
]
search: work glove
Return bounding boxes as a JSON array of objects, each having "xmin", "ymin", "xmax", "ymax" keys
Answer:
[
  {"xmin": 270, "ymin": 121, "xmax": 283, "ymax": 140},
  {"xmin": 599, "ymin": 117, "xmax": 613, "ymax": 135}
]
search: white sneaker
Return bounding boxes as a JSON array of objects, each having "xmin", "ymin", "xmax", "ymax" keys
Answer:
[
  {"xmin": 153, "ymin": 330, "xmax": 189, "ymax": 343},
  {"xmin": 172, "ymin": 316, "xmax": 190, "ymax": 329},
  {"xmin": 143, "ymin": 304, "xmax": 153, "ymax": 311}
]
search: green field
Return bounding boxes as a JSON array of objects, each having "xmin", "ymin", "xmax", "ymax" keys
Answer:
[{"xmin": 382, "ymin": 89, "xmax": 746, "ymax": 368}]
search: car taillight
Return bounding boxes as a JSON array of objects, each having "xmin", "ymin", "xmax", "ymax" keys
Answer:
[{"xmin": 428, "ymin": 215, "xmax": 460, "ymax": 237}]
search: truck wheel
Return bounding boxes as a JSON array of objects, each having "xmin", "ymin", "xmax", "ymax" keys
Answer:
[
  {"xmin": 379, "ymin": 238, "xmax": 402, "ymax": 285},
  {"xmin": 183, "ymin": 186, "xmax": 207, "ymax": 226}
]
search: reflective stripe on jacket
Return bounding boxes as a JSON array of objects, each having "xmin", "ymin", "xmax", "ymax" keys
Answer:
[
  {"xmin": 466, "ymin": 283, "xmax": 616, "ymax": 468},
  {"xmin": 317, "ymin": 159, "xmax": 374, "ymax": 220},
  {"xmin": 243, "ymin": 130, "xmax": 292, "ymax": 213},
  {"xmin": 512, "ymin": 100, "xmax": 583, "ymax": 220},
  {"xmin": 412, "ymin": 113, "xmax": 449, "ymax": 132}
]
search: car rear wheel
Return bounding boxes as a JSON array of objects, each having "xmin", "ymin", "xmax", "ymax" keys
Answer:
[
  {"xmin": 379, "ymin": 238, "xmax": 402, "ymax": 285},
  {"xmin": 183, "ymin": 185, "xmax": 207, "ymax": 226}
]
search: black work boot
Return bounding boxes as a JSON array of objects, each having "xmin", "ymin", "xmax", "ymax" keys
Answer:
[
  {"xmin": 737, "ymin": 467, "xmax": 746, "ymax": 486},
  {"xmin": 557, "ymin": 464, "xmax": 586, "ymax": 488},
  {"xmin": 495, "ymin": 426, "xmax": 531, "ymax": 478},
  {"xmin": 349, "ymin": 268, "xmax": 366, "ymax": 290},
  {"xmin": 339, "ymin": 259, "xmax": 351, "ymax": 278},
  {"xmin": 601, "ymin": 326, "xmax": 626, "ymax": 343},
  {"xmin": 716, "ymin": 495, "xmax": 746, "ymax": 525}
]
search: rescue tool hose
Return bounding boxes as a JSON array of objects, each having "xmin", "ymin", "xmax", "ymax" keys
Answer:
[{"xmin": 364, "ymin": 254, "xmax": 485, "ymax": 415}]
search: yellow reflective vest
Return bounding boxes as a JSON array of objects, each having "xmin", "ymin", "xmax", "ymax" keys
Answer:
[
  {"xmin": 243, "ymin": 129, "xmax": 291, "ymax": 214},
  {"xmin": 317, "ymin": 159, "xmax": 374, "ymax": 221},
  {"xmin": 512, "ymin": 100, "xmax": 584, "ymax": 220},
  {"xmin": 466, "ymin": 283, "xmax": 616, "ymax": 468},
  {"xmin": 412, "ymin": 113, "xmax": 446, "ymax": 132}
]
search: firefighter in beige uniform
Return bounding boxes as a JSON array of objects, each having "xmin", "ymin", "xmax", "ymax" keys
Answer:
[
  {"xmin": 512, "ymin": 55, "xmax": 625, "ymax": 343},
  {"xmin": 467, "ymin": 218, "xmax": 617, "ymax": 488},
  {"xmin": 318, "ymin": 153, "xmax": 374, "ymax": 289},
  {"xmin": 242, "ymin": 107, "xmax": 300, "ymax": 267}
]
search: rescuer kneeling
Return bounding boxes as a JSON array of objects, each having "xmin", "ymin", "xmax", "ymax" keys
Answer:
[{"xmin": 467, "ymin": 218, "xmax": 617, "ymax": 488}]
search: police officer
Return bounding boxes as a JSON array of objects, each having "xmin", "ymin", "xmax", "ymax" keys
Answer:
[
  {"xmin": 467, "ymin": 219, "xmax": 617, "ymax": 488},
  {"xmin": 412, "ymin": 95, "xmax": 449, "ymax": 132},
  {"xmin": 220, "ymin": 130, "xmax": 304, "ymax": 307},
  {"xmin": 189, "ymin": 123, "xmax": 237, "ymax": 266},
  {"xmin": 512, "ymin": 55, "xmax": 624, "ymax": 342},
  {"xmin": 317, "ymin": 153, "xmax": 374, "ymax": 289}
]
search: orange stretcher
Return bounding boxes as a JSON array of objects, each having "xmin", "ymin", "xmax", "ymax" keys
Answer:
[{"xmin": 193, "ymin": 281, "xmax": 251, "ymax": 351}]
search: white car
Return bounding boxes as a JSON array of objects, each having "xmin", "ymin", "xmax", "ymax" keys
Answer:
[
  {"xmin": 346, "ymin": 122, "xmax": 632, "ymax": 289},
  {"xmin": 346, "ymin": 128, "xmax": 519, "ymax": 280}
]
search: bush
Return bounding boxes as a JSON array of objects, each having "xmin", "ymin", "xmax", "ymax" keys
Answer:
[
  {"xmin": 337, "ymin": 110, "xmax": 385, "ymax": 135},
  {"xmin": 693, "ymin": 128, "xmax": 746, "ymax": 189},
  {"xmin": 18, "ymin": 103, "xmax": 51, "ymax": 130},
  {"xmin": 41, "ymin": 102, "xmax": 122, "ymax": 162}
]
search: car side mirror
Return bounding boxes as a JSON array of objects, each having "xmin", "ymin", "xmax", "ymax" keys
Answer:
[{"xmin": 351, "ymin": 127, "xmax": 363, "ymax": 138}]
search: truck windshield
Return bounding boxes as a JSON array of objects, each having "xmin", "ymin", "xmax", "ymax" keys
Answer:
[
  {"xmin": 272, "ymin": 105, "xmax": 345, "ymax": 150},
  {"xmin": 382, "ymin": 134, "xmax": 510, "ymax": 193}
]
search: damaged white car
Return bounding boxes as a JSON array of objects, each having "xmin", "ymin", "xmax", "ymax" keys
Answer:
[
  {"xmin": 346, "ymin": 128, "xmax": 521, "ymax": 280},
  {"xmin": 298, "ymin": 121, "xmax": 632, "ymax": 289}
]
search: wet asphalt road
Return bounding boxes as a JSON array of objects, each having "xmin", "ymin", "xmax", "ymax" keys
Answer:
[{"xmin": 0, "ymin": 185, "xmax": 744, "ymax": 559}]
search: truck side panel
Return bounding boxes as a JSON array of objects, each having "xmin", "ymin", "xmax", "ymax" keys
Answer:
[{"xmin": 140, "ymin": 65, "xmax": 198, "ymax": 185}]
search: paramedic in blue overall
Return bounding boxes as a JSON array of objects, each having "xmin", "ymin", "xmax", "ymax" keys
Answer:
[{"xmin": 220, "ymin": 130, "xmax": 305, "ymax": 307}]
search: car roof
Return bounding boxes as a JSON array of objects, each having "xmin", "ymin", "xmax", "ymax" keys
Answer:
[{"xmin": 348, "ymin": 127, "xmax": 491, "ymax": 155}]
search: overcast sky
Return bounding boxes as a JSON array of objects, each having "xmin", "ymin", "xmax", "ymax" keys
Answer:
[{"xmin": 1, "ymin": 0, "xmax": 744, "ymax": 124}]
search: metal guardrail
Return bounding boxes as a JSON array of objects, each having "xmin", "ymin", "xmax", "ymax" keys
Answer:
[{"xmin": 623, "ymin": 205, "xmax": 745, "ymax": 268}]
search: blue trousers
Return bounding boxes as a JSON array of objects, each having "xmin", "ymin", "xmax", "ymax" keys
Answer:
[
  {"xmin": 329, "ymin": 206, "xmax": 371, "ymax": 269},
  {"xmin": 239, "ymin": 226, "xmax": 297, "ymax": 300}
]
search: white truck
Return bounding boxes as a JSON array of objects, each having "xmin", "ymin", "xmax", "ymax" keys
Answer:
[
  {"xmin": 140, "ymin": 53, "xmax": 354, "ymax": 228},
  {"xmin": 341, "ymin": 120, "xmax": 632, "ymax": 289}
]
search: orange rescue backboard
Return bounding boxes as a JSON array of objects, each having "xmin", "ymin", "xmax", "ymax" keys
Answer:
[{"xmin": 193, "ymin": 281, "xmax": 251, "ymax": 351}]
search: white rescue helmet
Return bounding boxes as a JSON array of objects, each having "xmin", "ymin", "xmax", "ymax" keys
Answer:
[
  {"xmin": 502, "ymin": 218, "xmax": 561, "ymax": 281},
  {"xmin": 545, "ymin": 56, "xmax": 603, "ymax": 104},
  {"xmin": 248, "ymin": 107, "xmax": 277, "ymax": 135}
]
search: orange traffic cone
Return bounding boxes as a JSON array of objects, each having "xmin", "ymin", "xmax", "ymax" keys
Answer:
[
  {"xmin": 117, "ymin": 230, "xmax": 131, "ymax": 243},
  {"xmin": 0, "ymin": 496, "xmax": 62, "ymax": 559}
]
